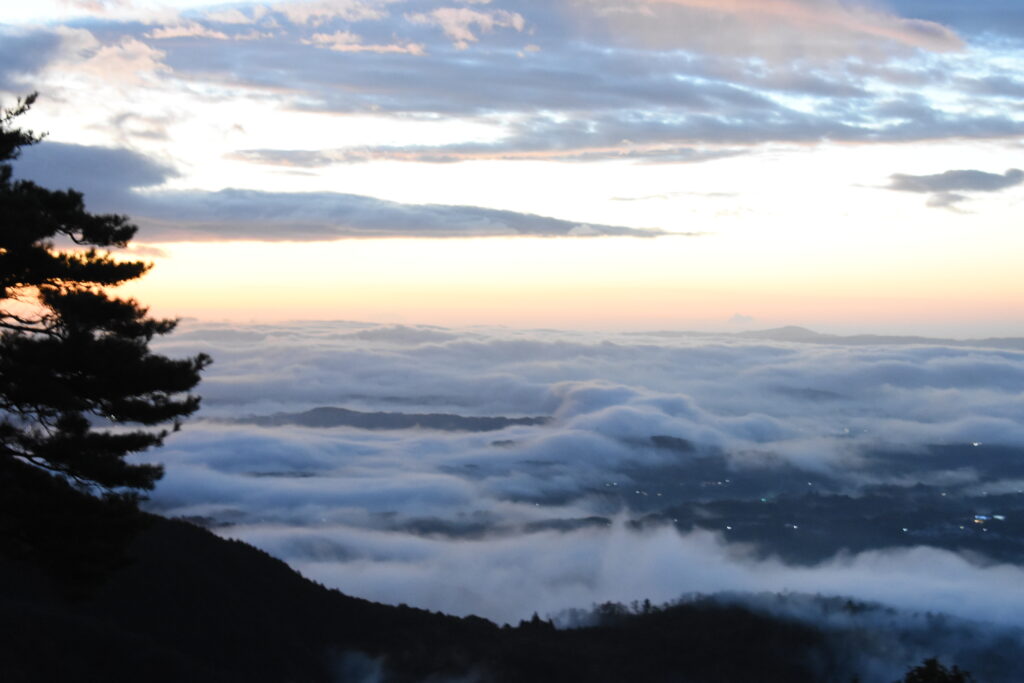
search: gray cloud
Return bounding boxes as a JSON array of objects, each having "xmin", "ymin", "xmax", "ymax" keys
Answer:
[
  {"xmin": 231, "ymin": 91, "xmax": 1024, "ymax": 164},
  {"xmin": 889, "ymin": 168, "xmax": 1024, "ymax": 193},
  {"xmin": 10, "ymin": 142, "xmax": 662, "ymax": 239},
  {"xmin": 574, "ymin": 0, "xmax": 963, "ymax": 57},
  {"xmin": 958, "ymin": 75, "xmax": 1024, "ymax": 100},
  {"xmin": 41, "ymin": 2, "xmax": 1019, "ymax": 166},
  {"xmin": 165, "ymin": 32, "xmax": 790, "ymax": 117},
  {"xmin": 232, "ymin": 149, "xmax": 339, "ymax": 168},
  {"xmin": 233, "ymin": 142, "xmax": 744, "ymax": 166},
  {"xmin": 300, "ymin": 107, "xmax": 1024, "ymax": 164},
  {"xmin": 124, "ymin": 188, "xmax": 664, "ymax": 240},
  {"xmin": 105, "ymin": 111, "xmax": 178, "ymax": 142},
  {"xmin": 887, "ymin": 168, "xmax": 1024, "ymax": 208},
  {"xmin": 13, "ymin": 141, "xmax": 179, "ymax": 200},
  {"xmin": 0, "ymin": 30, "xmax": 64, "ymax": 90},
  {"xmin": 887, "ymin": 0, "xmax": 1024, "ymax": 39}
]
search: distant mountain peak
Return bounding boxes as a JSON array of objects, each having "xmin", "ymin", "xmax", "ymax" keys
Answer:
[{"xmin": 737, "ymin": 326, "xmax": 824, "ymax": 341}]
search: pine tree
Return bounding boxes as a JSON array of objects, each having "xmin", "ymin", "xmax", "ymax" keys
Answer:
[
  {"xmin": 900, "ymin": 658, "xmax": 976, "ymax": 683},
  {"xmin": 0, "ymin": 93, "xmax": 210, "ymax": 495}
]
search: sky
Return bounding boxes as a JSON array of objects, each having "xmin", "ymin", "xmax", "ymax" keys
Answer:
[
  {"xmin": 6, "ymin": 5, "xmax": 1024, "ymax": 660},
  {"xmin": 2, "ymin": 0, "xmax": 1024, "ymax": 332}
]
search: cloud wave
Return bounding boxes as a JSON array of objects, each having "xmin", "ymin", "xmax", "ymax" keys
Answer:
[{"xmin": 143, "ymin": 322, "xmax": 1024, "ymax": 627}]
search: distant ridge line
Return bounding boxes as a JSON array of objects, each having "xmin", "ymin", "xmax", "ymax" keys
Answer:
[
  {"xmin": 631, "ymin": 326, "xmax": 1024, "ymax": 349},
  {"xmin": 230, "ymin": 406, "xmax": 551, "ymax": 432}
]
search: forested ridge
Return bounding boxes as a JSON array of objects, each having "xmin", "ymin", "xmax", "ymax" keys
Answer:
[{"xmin": 0, "ymin": 460, "xmax": 844, "ymax": 683}]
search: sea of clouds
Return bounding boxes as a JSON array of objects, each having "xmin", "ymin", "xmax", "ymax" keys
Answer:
[{"xmin": 143, "ymin": 321, "xmax": 1024, "ymax": 629}]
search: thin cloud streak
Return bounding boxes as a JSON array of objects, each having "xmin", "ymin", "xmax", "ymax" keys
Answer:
[
  {"xmin": 887, "ymin": 168, "xmax": 1024, "ymax": 208},
  {"xmin": 11, "ymin": 142, "xmax": 664, "ymax": 240},
  {"xmin": 612, "ymin": 0, "xmax": 964, "ymax": 51}
]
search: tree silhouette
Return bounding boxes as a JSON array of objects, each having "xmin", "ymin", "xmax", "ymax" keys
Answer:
[
  {"xmin": 0, "ymin": 93, "xmax": 209, "ymax": 496},
  {"xmin": 899, "ymin": 658, "xmax": 976, "ymax": 683}
]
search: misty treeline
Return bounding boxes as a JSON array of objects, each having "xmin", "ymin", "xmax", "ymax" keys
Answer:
[
  {"xmin": 0, "ymin": 516, "xmax": 991, "ymax": 683},
  {"xmin": 563, "ymin": 594, "xmax": 1003, "ymax": 682}
]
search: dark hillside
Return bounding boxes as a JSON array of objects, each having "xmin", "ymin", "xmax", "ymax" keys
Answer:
[{"xmin": 0, "ymin": 463, "xmax": 836, "ymax": 682}]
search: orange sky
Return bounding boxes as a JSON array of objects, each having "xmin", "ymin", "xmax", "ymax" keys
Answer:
[
  {"xmin": 120, "ymin": 229, "xmax": 1024, "ymax": 336},
  {"xmin": 8, "ymin": 0, "xmax": 1024, "ymax": 338}
]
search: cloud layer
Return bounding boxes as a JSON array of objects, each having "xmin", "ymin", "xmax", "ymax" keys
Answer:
[
  {"xmin": 141, "ymin": 322, "xmax": 1024, "ymax": 627},
  {"xmin": 5, "ymin": 0, "xmax": 1023, "ymax": 167}
]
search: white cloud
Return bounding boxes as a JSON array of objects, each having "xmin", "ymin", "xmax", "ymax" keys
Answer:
[
  {"xmin": 59, "ymin": 0, "xmax": 131, "ymax": 14},
  {"xmin": 302, "ymin": 30, "xmax": 426, "ymax": 55},
  {"xmin": 146, "ymin": 21, "xmax": 230, "ymax": 40},
  {"xmin": 273, "ymin": 0, "xmax": 394, "ymax": 26},
  {"xmin": 225, "ymin": 520, "xmax": 1024, "ymax": 627},
  {"xmin": 405, "ymin": 7, "xmax": 525, "ymax": 49},
  {"xmin": 203, "ymin": 6, "xmax": 269, "ymax": 24},
  {"xmin": 52, "ymin": 29, "xmax": 170, "ymax": 85}
]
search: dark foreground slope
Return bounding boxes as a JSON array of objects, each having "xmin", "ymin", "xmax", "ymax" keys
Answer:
[
  {"xmin": 0, "ymin": 464, "xmax": 834, "ymax": 682},
  {"xmin": 0, "ymin": 520, "xmax": 832, "ymax": 682}
]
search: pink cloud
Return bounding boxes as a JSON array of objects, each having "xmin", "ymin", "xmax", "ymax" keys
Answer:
[
  {"xmin": 593, "ymin": 0, "xmax": 962, "ymax": 52},
  {"xmin": 303, "ymin": 30, "xmax": 426, "ymax": 55},
  {"xmin": 405, "ymin": 7, "xmax": 526, "ymax": 49},
  {"xmin": 146, "ymin": 22, "xmax": 230, "ymax": 40}
]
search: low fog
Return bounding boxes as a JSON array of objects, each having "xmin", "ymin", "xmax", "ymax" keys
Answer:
[{"xmin": 145, "ymin": 322, "xmax": 1024, "ymax": 629}]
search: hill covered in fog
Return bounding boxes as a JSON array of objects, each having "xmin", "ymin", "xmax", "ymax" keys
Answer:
[
  {"xmin": 4, "ymin": 460, "xmax": 1020, "ymax": 682},
  {"xmin": 0, "ymin": 472, "xmax": 833, "ymax": 682}
]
